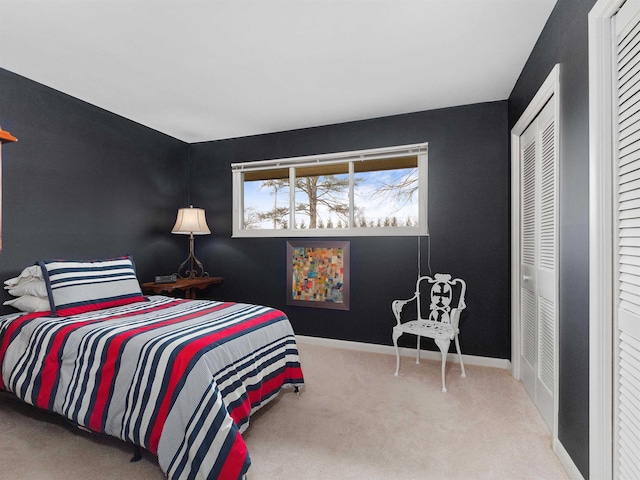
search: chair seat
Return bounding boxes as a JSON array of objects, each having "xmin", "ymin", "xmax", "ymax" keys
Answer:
[{"xmin": 393, "ymin": 319, "xmax": 456, "ymax": 341}]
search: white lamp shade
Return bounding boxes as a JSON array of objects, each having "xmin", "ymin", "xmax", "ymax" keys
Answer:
[{"xmin": 172, "ymin": 206, "xmax": 211, "ymax": 235}]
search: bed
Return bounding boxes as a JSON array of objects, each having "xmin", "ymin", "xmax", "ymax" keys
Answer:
[{"xmin": 0, "ymin": 257, "xmax": 304, "ymax": 480}]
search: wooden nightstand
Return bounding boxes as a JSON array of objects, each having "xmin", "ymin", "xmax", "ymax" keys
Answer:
[{"xmin": 141, "ymin": 277, "xmax": 224, "ymax": 299}]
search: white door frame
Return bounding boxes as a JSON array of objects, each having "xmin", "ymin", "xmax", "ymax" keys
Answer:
[
  {"xmin": 588, "ymin": 1, "xmax": 631, "ymax": 478},
  {"xmin": 510, "ymin": 63, "xmax": 560, "ymax": 445}
]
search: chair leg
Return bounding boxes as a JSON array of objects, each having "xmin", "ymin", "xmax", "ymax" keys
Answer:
[
  {"xmin": 416, "ymin": 335, "xmax": 421, "ymax": 364},
  {"xmin": 392, "ymin": 329, "xmax": 402, "ymax": 376},
  {"xmin": 454, "ymin": 334, "xmax": 466, "ymax": 378},
  {"xmin": 434, "ymin": 339, "xmax": 450, "ymax": 393}
]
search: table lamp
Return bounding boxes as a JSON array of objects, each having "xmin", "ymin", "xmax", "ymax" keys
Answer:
[{"xmin": 172, "ymin": 205, "xmax": 211, "ymax": 278}]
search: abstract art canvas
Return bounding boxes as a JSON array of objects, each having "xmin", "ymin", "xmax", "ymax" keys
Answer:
[{"xmin": 286, "ymin": 240, "xmax": 350, "ymax": 310}]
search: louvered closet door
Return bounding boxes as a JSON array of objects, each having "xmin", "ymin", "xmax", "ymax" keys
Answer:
[
  {"xmin": 519, "ymin": 95, "xmax": 557, "ymax": 431},
  {"xmin": 614, "ymin": 4, "xmax": 640, "ymax": 478}
]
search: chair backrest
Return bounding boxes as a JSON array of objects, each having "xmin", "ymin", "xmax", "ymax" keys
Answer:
[{"xmin": 415, "ymin": 273, "xmax": 466, "ymax": 324}]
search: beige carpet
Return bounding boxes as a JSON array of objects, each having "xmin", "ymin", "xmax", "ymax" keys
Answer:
[
  {"xmin": 0, "ymin": 342, "xmax": 569, "ymax": 480},
  {"xmin": 244, "ymin": 343, "xmax": 569, "ymax": 480},
  {"xmin": 0, "ymin": 392, "xmax": 165, "ymax": 480}
]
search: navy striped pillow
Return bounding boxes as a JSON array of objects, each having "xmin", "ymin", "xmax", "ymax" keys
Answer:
[{"xmin": 39, "ymin": 256, "xmax": 145, "ymax": 316}]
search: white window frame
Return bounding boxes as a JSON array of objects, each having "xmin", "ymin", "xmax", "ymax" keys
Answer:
[{"xmin": 231, "ymin": 143, "xmax": 428, "ymax": 237}]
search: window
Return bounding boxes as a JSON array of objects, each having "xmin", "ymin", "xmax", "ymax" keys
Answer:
[{"xmin": 232, "ymin": 143, "xmax": 428, "ymax": 237}]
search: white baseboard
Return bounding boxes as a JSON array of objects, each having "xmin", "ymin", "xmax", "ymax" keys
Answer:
[
  {"xmin": 295, "ymin": 335, "xmax": 512, "ymax": 370},
  {"xmin": 554, "ymin": 439, "xmax": 585, "ymax": 480}
]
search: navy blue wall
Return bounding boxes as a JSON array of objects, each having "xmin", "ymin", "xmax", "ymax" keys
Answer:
[
  {"xmin": 508, "ymin": 0, "xmax": 595, "ymax": 476},
  {"xmin": 189, "ymin": 102, "xmax": 511, "ymax": 358},
  {"xmin": 0, "ymin": 68, "xmax": 188, "ymax": 312}
]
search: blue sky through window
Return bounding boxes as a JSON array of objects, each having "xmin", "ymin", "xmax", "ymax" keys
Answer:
[{"xmin": 243, "ymin": 167, "xmax": 418, "ymax": 229}]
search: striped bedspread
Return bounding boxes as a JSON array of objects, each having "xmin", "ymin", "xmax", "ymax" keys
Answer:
[{"xmin": 0, "ymin": 295, "xmax": 304, "ymax": 479}]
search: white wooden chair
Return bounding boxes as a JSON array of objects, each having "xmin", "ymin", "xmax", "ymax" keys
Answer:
[{"xmin": 392, "ymin": 273, "xmax": 467, "ymax": 392}]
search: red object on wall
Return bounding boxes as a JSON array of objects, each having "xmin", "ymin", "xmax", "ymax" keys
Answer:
[
  {"xmin": 0, "ymin": 128, "xmax": 17, "ymax": 143},
  {"xmin": 0, "ymin": 125, "xmax": 17, "ymax": 253}
]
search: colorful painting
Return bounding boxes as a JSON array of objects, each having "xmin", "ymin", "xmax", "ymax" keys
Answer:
[{"xmin": 286, "ymin": 241, "xmax": 350, "ymax": 310}]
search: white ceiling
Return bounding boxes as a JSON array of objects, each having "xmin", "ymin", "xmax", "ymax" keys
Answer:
[{"xmin": 0, "ymin": 0, "xmax": 557, "ymax": 143}]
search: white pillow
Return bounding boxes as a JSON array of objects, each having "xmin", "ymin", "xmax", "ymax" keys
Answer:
[
  {"xmin": 4, "ymin": 265, "xmax": 43, "ymax": 288},
  {"xmin": 7, "ymin": 279, "xmax": 48, "ymax": 298},
  {"xmin": 3, "ymin": 295, "xmax": 50, "ymax": 312}
]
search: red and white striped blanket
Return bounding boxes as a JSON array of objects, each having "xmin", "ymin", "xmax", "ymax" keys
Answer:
[{"xmin": 0, "ymin": 295, "xmax": 304, "ymax": 479}]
